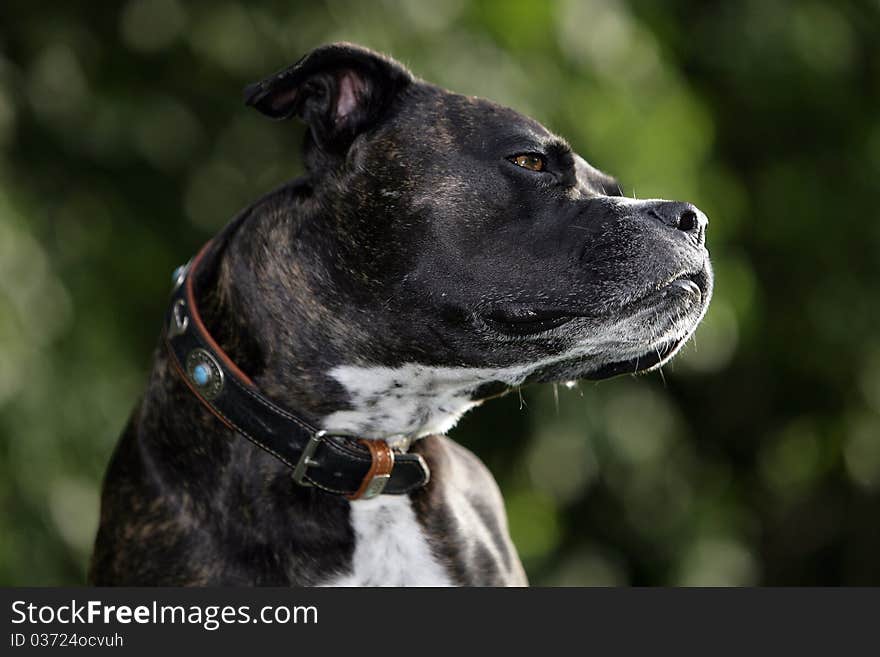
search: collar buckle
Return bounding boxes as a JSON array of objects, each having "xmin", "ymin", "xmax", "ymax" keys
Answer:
[
  {"xmin": 292, "ymin": 430, "xmax": 326, "ymax": 487},
  {"xmin": 293, "ymin": 432, "xmax": 395, "ymax": 501}
]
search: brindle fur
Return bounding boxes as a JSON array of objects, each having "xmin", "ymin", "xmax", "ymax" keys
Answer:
[{"xmin": 91, "ymin": 43, "xmax": 710, "ymax": 586}]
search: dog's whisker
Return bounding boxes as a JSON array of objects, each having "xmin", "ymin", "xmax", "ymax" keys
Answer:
[
  {"xmin": 654, "ymin": 347, "xmax": 667, "ymax": 387},
  {"xmin": 517, "ymin": 386, "xmax": 527, "ymax": 411}
]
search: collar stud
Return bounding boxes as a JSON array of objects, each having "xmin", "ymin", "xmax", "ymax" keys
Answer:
[{"xmin": 186, "ymin": 348, "xmax": 224, "ymax": 400}]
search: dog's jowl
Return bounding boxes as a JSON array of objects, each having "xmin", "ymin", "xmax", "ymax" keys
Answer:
[{"xmin": 90, "ymin": 43, "xmax": 713, "ymax": 586}]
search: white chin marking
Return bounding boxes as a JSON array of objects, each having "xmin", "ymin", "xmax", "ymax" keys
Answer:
[
  {"xmin": 322, "ymin": 362, "xmax": 517, "ymax": 440},
  {"xmin": 322, "ymin": 314, "xmax": 699, "ymax": 440},
  {"xmin": 322, "ymin": 346, "xmax": 611, "ymax": 439}
]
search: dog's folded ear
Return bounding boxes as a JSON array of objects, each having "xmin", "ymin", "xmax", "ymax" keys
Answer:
[{"xmin": 244, "ymin": 43, "xmax": 413, "ymax": 153}]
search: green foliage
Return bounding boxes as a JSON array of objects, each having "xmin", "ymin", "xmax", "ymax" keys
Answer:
[{"xmin": 1, "ymin": 0, "xmax": 879, "ymax": 585}]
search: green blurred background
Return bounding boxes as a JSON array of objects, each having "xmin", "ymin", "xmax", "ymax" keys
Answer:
[{"xmin": 1, "ymin": 0, "xmax": 879, "ymax": 586}]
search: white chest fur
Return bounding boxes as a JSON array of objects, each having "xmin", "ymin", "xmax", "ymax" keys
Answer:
[{"xmin": 320, "ymin": 495, "xmax": 454, "ymax": 587}]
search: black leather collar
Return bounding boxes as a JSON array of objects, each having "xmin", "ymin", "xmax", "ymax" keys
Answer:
[{"xmin": 164, "ymin": 241, "xmax": 430, "ymax": 500}]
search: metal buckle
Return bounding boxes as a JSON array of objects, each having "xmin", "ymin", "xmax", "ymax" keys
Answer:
[
  {"xmin": 292, "ymin": 430, "xmax": 326, "ymax": 487},
  {"xmin": 293, "ymin": 432, "xmax": 394, "ymax": 498}
]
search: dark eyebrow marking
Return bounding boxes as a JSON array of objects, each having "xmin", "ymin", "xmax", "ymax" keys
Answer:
[
  {"xmin": 545, "ymin": 138, "xmax": 572, "ymax": 155},
  {"xmin": 546, "ymin": 140, "xmax": 577, "ymax": 186}
]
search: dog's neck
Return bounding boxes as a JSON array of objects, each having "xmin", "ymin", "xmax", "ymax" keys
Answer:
[
  {"xmin": 191, "ymin": 194, "xmax": 498, "ymax": 443},
  {"xmin": 197, "ymin": 282, "xmax": 493, "ymax": 441}
]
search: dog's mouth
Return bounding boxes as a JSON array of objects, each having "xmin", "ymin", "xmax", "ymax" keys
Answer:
[
  {"xmin": 583, "ymin": 334, "xmax": 687, "ymax": 379},
  {"xmin": 483, "ymin": 268, "xmax": 710, "ymax": 338},
  {"xmin": 629, "ymin": 269, "xmax": 709, "ymax": 312},
  {"xmin": 481, "ymin": 265, "xmax": 711, "ymax": 380},
  {"xmin": 584, "ymin": 268, "xmax": 711, "ymax": 379}
]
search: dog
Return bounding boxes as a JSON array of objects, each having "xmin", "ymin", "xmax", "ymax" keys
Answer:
[{"xmin": 90, "ymin": 43, "xmax": 712, "ymax": 586}]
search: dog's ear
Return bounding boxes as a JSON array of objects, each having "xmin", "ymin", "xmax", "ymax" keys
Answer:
[{"xmin": 244, "ymin": 43, "xmax": 413, "ymax": 154}]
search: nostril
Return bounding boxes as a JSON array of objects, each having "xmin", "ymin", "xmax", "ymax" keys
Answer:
[
  {"xmin": 644, "ymin": 201, "xmax": 707, "ymax": 239},
  {"xmin": 678, "ymin": 209, "xmax": 698, "ymax": 232}
]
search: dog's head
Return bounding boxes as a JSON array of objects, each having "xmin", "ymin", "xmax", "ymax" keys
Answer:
[{"xmin": 238, "ymin": 43, "xmax": 712, "ymax": 437}]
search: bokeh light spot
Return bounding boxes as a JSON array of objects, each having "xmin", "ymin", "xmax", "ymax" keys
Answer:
[{"xmin": 120, "ymin": 0, "xmax": 187, "ymax": 53}]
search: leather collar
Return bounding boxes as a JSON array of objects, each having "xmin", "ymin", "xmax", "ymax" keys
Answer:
[{"xmin": 164, "ymin": 240, "xmax": 430, "ymax": 500}]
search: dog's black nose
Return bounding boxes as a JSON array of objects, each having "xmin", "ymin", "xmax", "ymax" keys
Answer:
[{"xmin": 647, "ymin": 201, "xmax": 708, "ymax": 242}]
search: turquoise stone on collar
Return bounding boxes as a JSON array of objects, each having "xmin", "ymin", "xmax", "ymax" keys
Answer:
[
  {"xmin": 185, "ymin": 348, "xmax": 224, "ymax": 400},
  {"xmin": 193, "ymin": 363, "xmax": 211, "ymax": 387}
]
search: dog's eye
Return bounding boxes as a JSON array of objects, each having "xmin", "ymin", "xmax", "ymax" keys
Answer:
[{"xmin": 509, "ymin": 154, "xmax": 545, "ymax": 172}]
